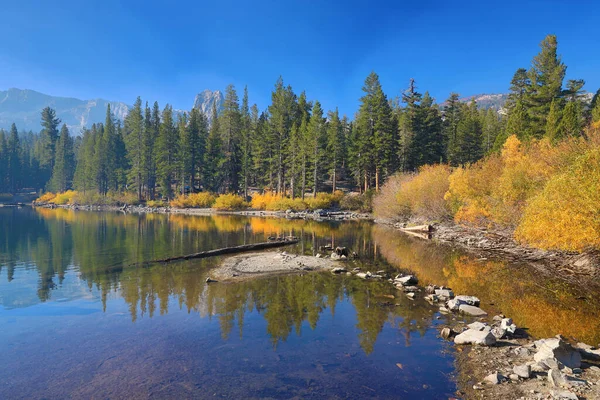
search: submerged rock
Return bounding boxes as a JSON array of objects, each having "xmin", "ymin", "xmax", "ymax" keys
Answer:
[{"xmin": 454, "ymin": 329, "xmax": 497, "ymax": 346}]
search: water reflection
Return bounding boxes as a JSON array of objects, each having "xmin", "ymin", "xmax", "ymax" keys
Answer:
[
  {"xmin": 372, "ymin": 224, "xmax": 600, "ymax": 344},
  {"xmin": 2, "ymin": 207, "xmax": 599, "ymax": 347}
]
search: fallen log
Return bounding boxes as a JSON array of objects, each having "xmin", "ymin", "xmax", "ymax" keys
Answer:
[
  {"xmin": 399, "ymin": 224, "xmax": 433, "ymax": 233},
  {"xmin": 133, "ymin": 240, "xmax": 299, "ymax": 266},
  {"xmin": 400, "ymin": 230, "xmax": 432, "ymax": 240}
]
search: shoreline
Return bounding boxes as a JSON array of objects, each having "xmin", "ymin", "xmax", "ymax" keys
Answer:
[
  {"xmin": 377, "ymin": 219, "xmax": 600, "ymax": 286},
  {"xmin": 31, "ymin": 202, "xmax": 373, "ymax": 221}
]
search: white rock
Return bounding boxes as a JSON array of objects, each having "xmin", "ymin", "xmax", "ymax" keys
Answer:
[
  {"xmin": 534, "ymin": 338, "xmax": 582, "ymax": 369},
  {"xmin": 454, "ymin": 329, "xmax": 497, "ymax": 346},
  {"xmin": 395, "ymin": 275, "xmax": 418, "ymax": 285},
  {"xmin": 484, "ymin": 372, "xmax": 504, "ymax": 384},
  {"xmin": 435, "ymin": 288, "xmax": 454, "ymax": 299},
  {"xmin": 458, "ymin": 304, "xmax": 488, "ymax": 317},
  {"xmin": 513, "ymin": 364, "xmax": 531, "ymax": 379},
  {"xmin": 467, "ymin": 321, "xmax": 488, "ymax": 331},
  {"xmin": 455, "ymin": 295, "xmax": 480, "ymax": 306},
  {"xmin": 548, "ymin": 368, "xmax": 569, "ymax": 388},
  {"xmin": 550, "ymin": 390, "xmax": 578, "ymax": 400}
]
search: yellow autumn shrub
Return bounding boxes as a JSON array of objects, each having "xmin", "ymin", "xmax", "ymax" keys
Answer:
[
  {"xmin": 213, "ymin": 194, "xmax": 249, "ymax": 210},
  {"xmin": 170, "ymin": 192, "xmax": 216, "ymax": 208},
  {"xmin": 304, "ymin": 191, "xmax": 344, "ymax": 210},
  {"xmin": 515, "ymin": 148, "xmax": 600, "ymax": 251},
  {"xmin": 36, "ymin": 192, "xmax": 57, "ymax": 203},
  {"xmin": 52, "ymin": 190, "xmax": 77, "ymax": 205}
]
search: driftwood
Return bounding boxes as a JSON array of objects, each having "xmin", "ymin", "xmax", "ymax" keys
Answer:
[{"xmin": 133, "ymin": 240, "xmax": 298, "ymax": 266}]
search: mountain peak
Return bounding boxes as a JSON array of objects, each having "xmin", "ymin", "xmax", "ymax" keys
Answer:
[{"xmin": 193, "ymin": 90, "xmax": 224, "ymax": 121}]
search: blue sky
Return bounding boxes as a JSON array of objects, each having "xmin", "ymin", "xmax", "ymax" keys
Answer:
[{"xmin": 0, "ymin": 0, "xmax": 598, "ymax": 116}]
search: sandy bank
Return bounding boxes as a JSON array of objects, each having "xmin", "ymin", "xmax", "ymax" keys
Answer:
[{"xmin": 210, "ymin": 251, "xmax": 338, "ymax": 281}]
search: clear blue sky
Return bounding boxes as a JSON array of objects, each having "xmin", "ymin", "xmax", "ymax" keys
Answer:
[{"xmin": 1, "ymin": 0, "xmax": 598, "ymax": 117}]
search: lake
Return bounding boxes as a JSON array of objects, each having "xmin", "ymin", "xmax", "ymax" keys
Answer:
[{"xmin": 1, "ymin": 207, "xmax": 598, "ymax": 399}]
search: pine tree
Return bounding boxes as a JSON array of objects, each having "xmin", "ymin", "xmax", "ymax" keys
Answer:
[
  {"xmin": 48, "ymin": 124, "xmax": 74, "ymax": 192},
  {"xmin": 307, "ymin": 100, "xmax": 325, "ymax": 197},
  {"xmin": 124, "ymin": 97, "xmax": 144, "ymax": 200},
  {"xmin": 326, "ymin": 108, "xmax": 344, "ymax": 193},
  {"xmin": 268, "ymin": 77, "xmax": 297, "ymax": 194},
  {"xmin": 525, "ymin": 34, "xmax": 566, "ymax": 137},
  {"xmin": 239, "ymin": 87, "xmax": 253, "ymax": 198},
  {"xmin": 545, "ymin": 99, "xmax": 563, "ymax": 142},
  {"xmin": 177, "ymin": 113, "xmax": 190, "ymax": 195},
  {"xmin": 155, "ymin": 105, "xmax": 178, "ymax": 199},
  {"xmin": 454, "ymin": 101, "xmax": 483, "ymax": 165},
  {"xmin": 39, "ymin": 107, "xmax": 61, "ymax": 177},
  {"xmin": 417, "ymin": 92, "xmax": 444, "ymax": 165},
  {"xmin": 220, "ymin": 84, "xmax": 242, "ymax": 193},
  {"xmin": 481, "ymin": 109, "xmax": 502, "ymax": 154},
  {"xmin": 7, "ymin": 124, "xmax": 21, "ymax": 193},
  {"xmin": 592, "ymin": 92, "xmax": 600, "ymax": 124},
  {"xmin": 506, "ymin": 68, "xmax": 531, "ymax": 110},
  {"xmin": 560, "ymin": 101, "xmax": 583, "ymax": 137},
  {"xmin": 204, "ymin": 102, "xmax": 224, "ymax": 192},
  {"xmin": 188, "ymin": 107, "xmax": 206, "ymax": 193},
  {"xmin": 0, "ymin": 130, "xmax": 7, "ymax": 192},
  {"xmin": 443, "ymin": 93, "xmax": 462, "ymax": 165}
]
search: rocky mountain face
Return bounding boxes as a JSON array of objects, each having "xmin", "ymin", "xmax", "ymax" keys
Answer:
[
  {"xmin": 459, "ymin": 93, "xmax": 509, "ymax": 111},
  {"xmin": 193, "ymin": 89, "xmax": 224, "ymax": 122},
  {"xmin": 0, "ymin": 88, "xmax": 130, "ymax": 134},
  {"xmin": 0, "ymin": 88, "xmax": 224, "ymax": 134}
]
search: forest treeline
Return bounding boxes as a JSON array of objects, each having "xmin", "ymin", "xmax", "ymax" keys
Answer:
[
  {"xmin": 373, "ymin": 36, "xmax": 600, "ymax": 252},
  {"xmin": 1, "ymin": 34, "xmax": 598, "ymax": 204}
]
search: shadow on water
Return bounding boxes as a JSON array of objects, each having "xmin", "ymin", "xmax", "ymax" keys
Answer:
[{"xmin": 0, "ymin": 207, "xmax": 599, "ymax": 398}]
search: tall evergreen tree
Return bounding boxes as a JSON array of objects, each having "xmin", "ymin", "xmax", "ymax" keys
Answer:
[
  {"xmin": 525, "ymin": 34, "xmax": 566, "ymax": 137},
  {"xmin": 545, "ymin": 99, "xmax": 563, "ymax": 142},
  {"xmin": 124, "ymin": 97, "xmax": 144, "ymax": 200},
  {"xmin": 39, "ymin": 107, "xmax": 61, "ymax": 178},
  {"xmin": 155, "ymin": 105, "xmax": 178, "ymax": 199},
  {"xmin": 239, "ymin": 87, "xmax": 253, "ymax": 198},
  {"xmin": 307, "ymin": 101, "xmax": 325, "ymax": 196},
  {"xmin": 220, "ymin": 84, "xmax": 242, "ymax": 193},
  {"xmin": 204, "ymin": 102, "xmax": 224, "ymax": 192},
  {"xmin": 326, "ymin": 108, "xmax": 344, "ymax": 193},
  {"xmin": 443, "ymin": 93, "xmax": 462, "ymax": 165},
  {"xmin": 48, "ymin": 124, "xmax": 74, "ymax": 192},
  {"xmin": 7, "ymin": 124, "xmax": 21, "ymax": 193}
]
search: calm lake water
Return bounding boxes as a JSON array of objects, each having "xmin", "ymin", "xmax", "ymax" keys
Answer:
[{"xmin": 1, "ymin": 207, "xmax": 598, "ymax": 399}]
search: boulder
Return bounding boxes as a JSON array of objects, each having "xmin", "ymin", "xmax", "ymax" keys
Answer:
[
  {"xmin": 406, "ymin": 292, "xmax": 415, "ymax": 299},
  {"xmin": 424, "ymin": 294, "xmax": 439, "ymax": 303},
  {"xmin": 575, "ymin": 343, "xmax": 600, "ymax": 361},
  {"xmin": 440, "ymin": 327, "xmax": 455, "ymax": 340},
  {"xmin": 491, "ymin": 327, "xmax": 507, "ymax": 340},
  {"xmin": 425, "ymin": 284, "xmax": 438, "ymax": 294},
  {"xmin": 513, "ymin": 364, "xmax": 531, "ymax": 379},
  {"xmin": 435, "ymin": 288, "xmax": 454, "ymax": 299},
  {"xmin": 454, "ymin": 329, "xmax": 497, "ymax": 346},
  {"xmin": 458, "ymin": 304, "xmax": 488, "ymax": 317},
  {"xmin": 446, "ymin": 298, "xmax": 461, "ymax": 311},
  {"xmin": 484, "ymin": 372, "xmax": 505, "ymax": 385},
  {"xmin": 534, "ymin": 338, "xmax": 582, "ymax": 369},
  {"xmin": 548, "ymin": 368, "xmax": 569, "ymax": 388},
  {"xmin": 549, "ymin": 390, "xmax": 578, "ymax": 400},
  {"xmin": 395, "ymin": 275, "xmax": 418, "ymax": 285},
  {"xmin": 501, "ymin": 318, "xmax": 517, "ymax": 334},
  {"xmin": 356, "ymin": 272, "xmax": 369, "ymax": 279},
  {"xmin": 467, "ymin": 321, "xmax": 488, "ymax": 331},
  {"xmin": 455, "ymin": 295, "xmax": 481, "ymax": 306},
  {"xmin": 402, "ymin": 285, "xmax": 420, "ymax": 292}
]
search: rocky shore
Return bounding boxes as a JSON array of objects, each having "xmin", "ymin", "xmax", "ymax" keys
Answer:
[
  {"xmin": 271, "ymin": 246, "xmax": 600, "ymax": 400},
  {"xmin": 381, "ymin": 221, "xmax": 600, "ymax": 285},
  {"xmin": 32, "ymin": 202, "xmax": 372, "ymax": 222}
]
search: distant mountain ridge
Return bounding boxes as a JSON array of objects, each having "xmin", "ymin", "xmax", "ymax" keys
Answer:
[{"xmin": 0, "ymin": 88, "xmax": 224, "ymax": 134}]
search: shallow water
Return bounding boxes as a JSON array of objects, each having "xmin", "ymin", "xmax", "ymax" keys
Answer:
[{"xmin": 0, "ymin": 207, "xmax": 598, "ymax": 399}]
